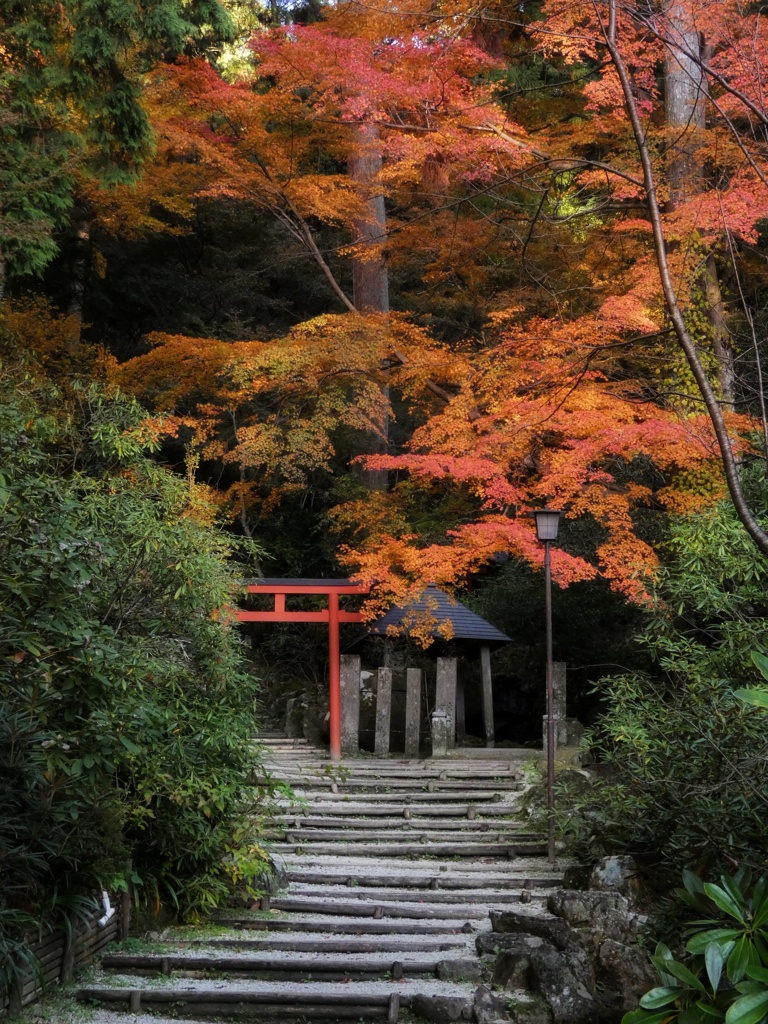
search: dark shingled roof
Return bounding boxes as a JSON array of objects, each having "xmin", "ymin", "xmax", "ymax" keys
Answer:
[{"xmin": 358, "ymin": 583, "xmax": 512, "ymax": 651}]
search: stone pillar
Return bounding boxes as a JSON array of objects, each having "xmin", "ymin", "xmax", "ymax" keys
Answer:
[
  {"xmin": 340, "ymin": 654, "xmax": 361, "ymax": 755},
  {"xmin": 455, "ymin": 678, "xmax": 466, "ymax": 746},
  {"xmin": 553, "ymin": 661, "xmax": 567, "ymax": 719},
  {"xmin": 375, "ymin": 666, "xmax": 393, "ymax": 755},
  {"xmin": 543, "ymin": 661, "xmax": 567, "ymax": 752},
  {"xmin": 431, "ymin": 711, "xmax": 451, "ymax": 757},
  {"xmin": 480, "ymin": 645, "xmax": 494, "ymax": 748},
  {"xmin": 435, "ymin": 657, "xmax": 457, "ymax": 751},
  {"xmin": 404, "ymin": 668, "xmax": 422, "ymax": 758}
]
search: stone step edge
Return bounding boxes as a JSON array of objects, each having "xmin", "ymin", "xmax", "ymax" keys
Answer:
[
  {"xmin": 210, "ymin": 919, "xmax": 477, "ymax": 935},
  {"xmin": 265, "ymin": 831, "xmax": 543, "ymax": 841},
  {"xmin": 78, "ymin": 986, "xmax": 408, "ymax": 1007},
  {"xmin": 180, "ymin": 938, "xmax": 470, "ymax": 952},
  {"xmin": 221, "ymin": 899, "xmax": 488, "ymax": 920},
  {"xmin": 278, "ymin": 888, "xmax": 546, "ymax": 905},
  {"xmin": 101, "ymin": 954, "xmax": 477, "ymax": 977},
  {"xmin": 269, "ymin": 844, "xmax": 546, "ymax": 858},
  {"xmin": 284, "ymin": 873, "xmax": 561, "ymax": 888}
]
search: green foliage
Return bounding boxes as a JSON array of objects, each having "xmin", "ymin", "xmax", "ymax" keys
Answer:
[
  {"xmin": 733, "ymin": 653, "xmax": 768, "ymax": 709},
  {"xmin": 0, "ymin": 370, "xmax": 269, "ymax": 957},
  {"xmin": 624, "ymin": 868, "xmax": 768, "ymax": 1024},
  {"xmin": 0, "ymin": 0, "xmax": 233, "ymax": 279},
  {"xmin": 556, "ymin": 473, "xmax": 768, "ymax": 883}
]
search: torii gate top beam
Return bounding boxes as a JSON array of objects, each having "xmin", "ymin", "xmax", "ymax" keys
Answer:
[{"xmin": 235, "ymin": 578, "xmax": 369, "ymax": 761}]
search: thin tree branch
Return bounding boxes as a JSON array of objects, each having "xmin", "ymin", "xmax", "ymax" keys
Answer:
[{"xmin": 602, "ymin": 0, "xmax": 768, "ymax": 556}]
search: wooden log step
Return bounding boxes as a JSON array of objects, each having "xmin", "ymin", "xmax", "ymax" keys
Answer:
[
  {"xmin": 270, "ymin": 842, "xmax": 545, "ymax": 857},
  {"xmin": 316, "ymin": 767, "xmax": 520, "ymax": 777},
  {"xmin": 267, "ymin": 897, "xmax": 488, "ymax": 919},
  {"xmin": 283, "ymin": 886, "xmax": 543, "ymax": 905},
  {"xmin": 182, "ymin": 937, "xmax": 469, "ymax": 953},
  {"xmin": 272, "ymin": 803, "xmax": 519, "ymax": 817},
  {"xmin": 214, "ymin": 918, "xmax": 477, "ymax": 935},
  {"xmin": 284, "ymin": 871, "xmax": 562, "ymax": 890},
  {"xmin": 262, "ymin": 779, "xmax": 520, "ymax": 792},
  {"xmin": 276, "ymin": 852, "xmax": 556, "ymax": 874},
  {"xmin": 268, "ymin": 774, "xmax": 526, "ymax": 785},
  {"xmin": 286, "ymin": 817, "xmax": 528, "ymax": 831},
  {"xmin": 100, "ymin": 953, "xmax": 476, "ymax": 980},
  {"xmin": 272, "ymin": 829, "xmax": 542, "ymax": 843},
  {"xmin": 289, "ymin": 790, "xmax": 520, "ymax": 802},
  {"xmin": 77, "ymin": 985, "xmax": 402, "ymax": 1015},
  {"xmin": 263, "ymin": 755, "xmax": 530, "ymax": 767},
  {"xmin": 259, "ymin": 737, "xmax": 308, "ymax": 744}
]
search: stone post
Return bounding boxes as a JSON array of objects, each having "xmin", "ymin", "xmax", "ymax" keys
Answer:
[
  {"xmin": 553, "ymin": 661, "xmax": 567, "ymax": 719},
  {"xmin": 404, "ymin": 668, "xmax": 422, "ymax": 758},
  {"xmin": 543, "ymin": 661, "xmax": 567, "ymax": 752},
  {"xmin": 431, "ymin": 711, "xmax": 451, "ymax": 757},
  {"xmin": 435, "ymin": 657, "xmax": 457, "ymax": 751},
  {"xmin": 480, "ymin": 645, "xmax": 494, "ymax": 748},
  {"xmin": 340, "ymin": 654, "xmax": 361, "ymax": 755},
  {"xmin": 375, "ymin": 666, "xmax": 393, "ymax": 756},
  {"xmin": 455, "ymin": 678, "xmax": 466, "ymax": 746}
]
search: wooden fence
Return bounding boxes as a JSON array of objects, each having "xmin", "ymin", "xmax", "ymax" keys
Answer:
[{"xmin": 1, "ymin": 895, "xmax": 123, "ymax": 1017}]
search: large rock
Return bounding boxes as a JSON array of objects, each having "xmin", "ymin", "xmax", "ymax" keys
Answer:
[
  {"xmin": 546, "ymin": 890, "xmax": 644, "ymax": 953},
  {"xmin": 597, "ymin": 938, "xmax": 656, "ymax": 1014},
  {"xmin": 488, "ymin": 875, "xmax": 653, "ymax": 1024},
  {"xmin": 301, "ymin": 702, "xmax": 328, "ymax": 745},
  {"xmin": 436, "ymin": 959, "xmax": 483, "ymax": 983},
  {"xmin": 589, "ymin": 855, "xmax": 641, "ymax": 901},
  {"xmin": 478, "ymin": 932, "xmax": 548, "ymax": 958},
  {"xmin": 490, "ymin": 936, "xmax": 550, "ymax": 990},
  {"xmin": 284, "ymin": 697, "xmax": 304, "ymax": 738},
  {"xmin": 506, "ymin": 993, "xmax": 554, "ymax": 1024},
  {"xmin": 490, "ymin": 907, "xmax": 570, "ymax": 950},
  {"xmin": 528, "ymin": 942, "xmax": 597, "ymax": 1024},
  {"xmin": 411, "ymin": 994, "xmax": 473, "ymax": 1023},
  {"xmin": 561, "ymin": 864, "xmax": 591, "ymax": 891},
  {"xmin": 473, "ymin": 985, "xmax": 508, "ymax": 1024}
]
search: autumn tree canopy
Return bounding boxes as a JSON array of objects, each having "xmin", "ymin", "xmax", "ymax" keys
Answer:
[
  {"xmin": 3, "ymin": 0, "xmax": 768, "ymax": 616},
  {"xmin": 0, "ymin": 0, "xmax": 233, "ymax": 290}
]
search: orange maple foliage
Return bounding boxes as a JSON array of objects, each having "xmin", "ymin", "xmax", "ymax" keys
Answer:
[
  {"xmin": 100, "ymin": 0, "xmax": 768, "ymax": 614},
  {"xmin": 334, "ymin": 310, "xmax": 748, "ymax": 610},
  {"xmin": 113, "ymin": 300, "xmax": 748, "ymax": 614},
  {"xmin": 113, "ymin": 313, "xmax": 454, "ymax": 521}
]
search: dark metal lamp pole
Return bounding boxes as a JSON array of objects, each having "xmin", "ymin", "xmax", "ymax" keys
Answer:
[{"xmin": 533, "ymin": 509, "xmax": 560, "ymax": 867}]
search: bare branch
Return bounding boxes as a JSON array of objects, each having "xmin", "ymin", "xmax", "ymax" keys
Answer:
[{"xmin": 602, "ymin": 0, "xmax": 768, "ymax": 556}]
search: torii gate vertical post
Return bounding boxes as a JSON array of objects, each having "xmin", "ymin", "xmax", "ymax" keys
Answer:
[
  {"xmin": 234, "ymin": 579, "xmax": 368, "ymax": 761},
  {"xmin": 328, "ymin": 591, "xmax": 341, "ymax": 759}
]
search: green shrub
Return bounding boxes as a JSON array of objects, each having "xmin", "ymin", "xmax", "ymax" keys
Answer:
[
  {"xmin": 0, "ymin": 371, "xmax": 270, "ymax": 958},
  {"xmin": 625, "ymin": 868, "xmax": 768, "ymax": 1024},
  {"xmin": 557, "ymin": 476, "xmax": 768, "ymax": 886}
]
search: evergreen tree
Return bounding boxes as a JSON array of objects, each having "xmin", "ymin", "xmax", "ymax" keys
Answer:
[{"xmin": 0, "ymin": 0, "xmax": 233, "ymax": 290}]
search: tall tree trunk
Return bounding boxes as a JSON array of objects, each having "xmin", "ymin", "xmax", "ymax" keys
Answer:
[
  {"xmin": 348, "ymin": 122, "xmax": 389, "ymax": 314},
  {"xmin": 702, "ymin": 254, "xmax": 736, "ymax": 405},
  {"xmin": 349, "ymin": 122, "xmax": 390, "ymax": 491},
  {"xmin": 68, "ymin": 202, "xmax": 91, "ymax": 330},
  {"xmin": 664, "ymin": 4, "xmax": 736, "ymax": 407},
  {"xmin": 664, "ymin": 3, "xmax": 705, "ymax": 206}
]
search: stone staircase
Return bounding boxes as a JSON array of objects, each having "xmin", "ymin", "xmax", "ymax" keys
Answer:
[{"xmin": 76, "ymin": 735, "xmax": 561, "ymax": 1023}]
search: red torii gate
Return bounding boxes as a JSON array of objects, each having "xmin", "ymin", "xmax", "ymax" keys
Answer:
[{"xmin": 235, "ymin": 579, "xmax": 369, "ymax": 761}]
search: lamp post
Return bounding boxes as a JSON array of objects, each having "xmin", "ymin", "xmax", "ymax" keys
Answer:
[{"xmin": 533, "ymin": 508, "xmax": 560, "ymax": 866}]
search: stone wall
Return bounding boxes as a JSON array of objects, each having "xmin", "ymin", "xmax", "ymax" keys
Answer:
[{"xmin": 480, "ymin": 857, "xmax": 654, "ymax": 1024}]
